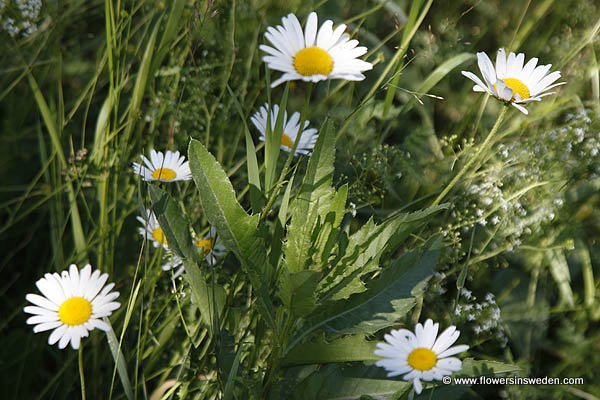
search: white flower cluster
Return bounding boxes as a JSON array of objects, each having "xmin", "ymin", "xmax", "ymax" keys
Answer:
[
  {"xmin": 1, "ymin": 0, "xmax": 41, "ymax": 37},
  {"xmin": 455, "ymin": 290, "xmax": 507, "ymax": 346}
]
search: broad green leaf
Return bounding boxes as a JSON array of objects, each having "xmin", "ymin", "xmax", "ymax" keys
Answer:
[
  {"xmin": 286, "ymin": 120, "xmax": 336, "ymax": 273},
  {"xmin": 290, "ymin": 364, "xmax": 410, "ymax": 400},
  {"xmin": 294, "ymin": 236, "xmax": 442, "ymax": 342},
  {"xmin": 188, "ymin": 139, "xmax": 275, "ymax": 328},
  {"xmin": 188, "ymin": 139, "xmax": 263, "ymax": 264},
  {"xmin": 283, "ymin": 334, "xmax": 378, "ymax": 366},
  {"xmin": 287, "ymin": 358, "xmax": 517, "ymax": 400},
  {"xmin": 279, "ymin": 270, "xmax": 320, "ymax": 317},
  {"xmin": 150, "ymin": 186, "xmax": 226, "ymax": 334}
]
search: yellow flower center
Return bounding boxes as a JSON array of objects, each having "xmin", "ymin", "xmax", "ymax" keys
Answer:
[
  {"xmin": 152, "ymin": 227, "xmax": 167, "ymax": 245},
  {"xmin": 407, "ymin": 347, "xmax": 437, "ymax": 371},
  {"xmin": 501, "ymin": 77, "xmax": 530, "ymax": 100},
  {"xmin": 281, "ymin": 133, "xmax": 294, "ymax": 148},
  {"xmin": 195, "ymin": 238, "xmax": 214, "ymax": 255},
  {"xmin": 293, "ymin": 46, "xmax": 334, "ymax": 76},
  {"xmin": 151, "ymin": 167, "xmax": 177, "ymax": 181},
  {"xmin": 58, "ymin": 297, "xmax": 92, "ymax": 326}
]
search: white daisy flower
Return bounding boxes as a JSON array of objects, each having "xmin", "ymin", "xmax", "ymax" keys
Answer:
[
  {"xmin": 161, "ymin": 227, "xmax": 226, "ymax": 276},
  {"xmin": 132, "ymin": 149, "xmax": 192, "ymax": 182},
  {"xmin": 251, "ymin": 103, "xmax": 318, "ymax": 156},
  {"xmin": 24, "ymin": 264, "xmax": 120, "ymax": 350},
  {"xmin": 374, "ymin": 319, "xmax": 469, "ymax": 394},
  {"xmin": 260, "ymin": 12, "xmax": 373, "ymax": 87},
  {"xmin": 161, "ymin": 253, "xmax": 185, "ymax": 278},
  {"xmin": 137, "ymin": 209, "xmax": 168, "ymax": 249},
  {"xmin": 461, "ymin": 48, "xmax": 565, "ymax": 115},
  {"xmin": 195, "ymin": 227, "xmax": 227, "ymax": 266}
]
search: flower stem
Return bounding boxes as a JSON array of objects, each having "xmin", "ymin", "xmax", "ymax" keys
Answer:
[
  {"xmin": 79, "ymin": 344, "xmax": 86, "ymax": 400},
  {"xmin": 431, "ymin": 105, "xmax": 508, "ymax": 206},
  {"xmin": 259, "ymin": 83, "xmax": 313, "ymax": 225}
]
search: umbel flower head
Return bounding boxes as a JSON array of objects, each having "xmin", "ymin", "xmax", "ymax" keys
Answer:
[
  {"xmin": 260, "ymin": 12, "xmax": 373, "ymax": 87},
  {"xmin": 162, "ymin": 227, "xmax": 227, "ymax": 277},
  {"xmin": 374, "ymin": 319, "xmax": 469, "ymax": 394},
  {"xmin": 24, "ymin": 264, "xmax": 120, "ymax": 350},
  {"xmin": 251, "ymin": 102, "xmax": 318, "ymax": 156},
  {"xmin": 137, "ymin": 209, "xmax": 168, "ymax": 249},
  {"xmin": 461, "ymin": 48, "xmax": 565, "ymax": 114},
  {"xmin": 133, "ymin": 149, "xmax": 191, "ymax": 182}
]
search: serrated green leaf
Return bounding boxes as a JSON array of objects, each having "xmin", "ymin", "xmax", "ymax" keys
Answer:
[
  {"xmin": 286, "ymin": 120, "xmax": 336, "ymax": 273},
  {"xmin": 312, "ymin": 184, "xmax": 348, "ymax": 266},
  {"xmin": 320, "ymin": 206, "xmax": 446, "ymax": 301},
  {"xmin": 295, "ymin": 236, "xmax": 442, "ymax": 342},
  {"xmin": 188, "ymin": 139, "xmax": 275, "ymax": 328}
]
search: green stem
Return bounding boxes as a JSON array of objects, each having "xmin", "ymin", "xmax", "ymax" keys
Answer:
[
  {"xmin": 431, "ymin": 105, "xmax": 508, "ymax": 206},
  {"xmin": 259, "ymin": 84, "xmax": 313, "ymax": 224},
  {"xmin": 79, "ymin": 345, "xmax": 86, "ymax": 400},
  {"xmin": 280, "ymin": 83, "xmax": 313, "ymax": 177}
]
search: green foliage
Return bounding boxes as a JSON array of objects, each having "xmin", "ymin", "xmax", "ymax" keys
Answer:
[{"xmin": 150, "ymin": 186, "xmax": 226, "ymax": 335}]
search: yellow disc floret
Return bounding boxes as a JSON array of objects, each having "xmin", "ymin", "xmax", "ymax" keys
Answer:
[
  {"xmin": 58, "ymin": 297, "xmax": 92, "ymax": 326},
  {"xmin": 502, "ymin": 77, "xmax": 530, "ymax": 100},
  {"xmin": 293, "ymin": 47, "xmax": 334, "ymax": 76},
  {"xmin": 407, "ymin": 348, "xmax": 437, "ymax": 371},
  {"xmin": 281, "ymin": 133, "xmax": 294, "ymax": 148},
  {"xmin": 152, "ymin": 167, "xmax": 177, "ymax": 181},
  {"xmin": 196, "ymin": 238, "xmax": 214, "ymax": 255},
  {"xmin": 152, "ymin": 227, "xmax": 167, "ymax": 245}
]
